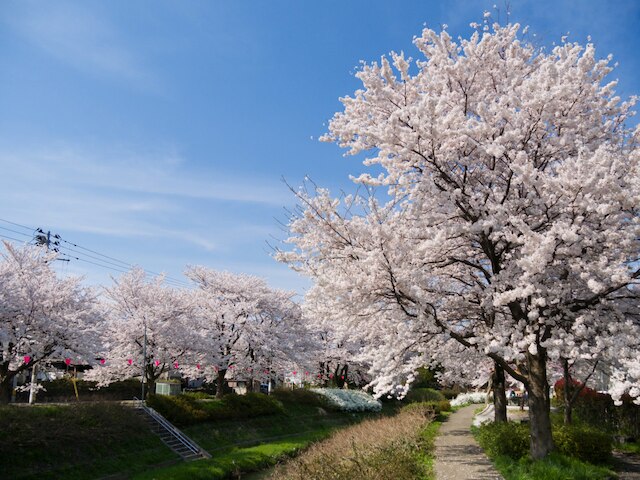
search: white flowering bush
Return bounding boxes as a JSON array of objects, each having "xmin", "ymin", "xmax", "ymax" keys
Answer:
[
  {"xmin": 450, "ymin": 392, "xmax": 489, "ymax": 407},
  {"xmin": 311, "ymin": 388, "xmax": 382, "ymax": 412}
]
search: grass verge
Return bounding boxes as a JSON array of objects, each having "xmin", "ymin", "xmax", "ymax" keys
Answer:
[
  {"xmin": 0, "ymin": 403, "xmax": 176, "ymax": 480},
  {"xmin": 490, "ymin": 452, "xmax": 617, "ymax": 480}
]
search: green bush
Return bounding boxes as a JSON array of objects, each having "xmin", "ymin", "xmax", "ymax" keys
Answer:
[
  {"xmin": 402, "ymin": 400, "xmax": 451, "ymax": 417},
  {"xmin": 553, "ymin": 424, "xmax": 612, "ymax": 463},
  {"xmin": 146, "ymin": 394, "xmax": 209, "ymax": 425},
  {"xmin": 404, "ymin": 388, "xmax": 446, "ymax": 403},
  {"xmin": 476, "ymin": 421, "xmax": 530, "ymax": 460},
  {"xmin": 147, "ymin": 392, "xmax": 284, "ymax": 426},
  {"xmin": 271, "ymin": 388, "xmax": 330, "ymax": 408},
  {"xmin": 476, "ymin": 421, "xmax": 613, "ymax": 464},
  {"xmin": 439, "ymin": 387, "xmax": 464, "ymax": 400}
]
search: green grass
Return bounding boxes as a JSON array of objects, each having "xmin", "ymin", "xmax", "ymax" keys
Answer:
[
  {"xmin": 615, "ymin": 441, "xmax": 640, "ymax": 454},
  {"xmin": 412, "ymin": 411, "xmax": 450, "ymax": 479},
  {"xmin": 0, "ymin": 403, "xmax": 177, "ymax": 480},
  {"xmin": 133, "ymin": 430, "xmax": 328, "ymax": 480},
  {"xmin": 491, "ymin": 452, "xmax": 616, "ymax": 480},
  {"xmin": 132, "ymin": 401, "xmax": 384, "ymax": 479}
]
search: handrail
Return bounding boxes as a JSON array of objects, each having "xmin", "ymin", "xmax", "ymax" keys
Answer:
[{"xmin": 133, "ymin": 397, "xmax": 211, "ymax": 458}]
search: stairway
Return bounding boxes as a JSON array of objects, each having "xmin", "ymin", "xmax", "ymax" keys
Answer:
[{"xmin": 134, "ymin": 398, "xmax": 211, "ymax": 461}]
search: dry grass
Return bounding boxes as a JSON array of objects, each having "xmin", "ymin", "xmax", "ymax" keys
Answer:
[{"xmin": 268, "ymin": 405, "xmax": 433, "ymax": 480}]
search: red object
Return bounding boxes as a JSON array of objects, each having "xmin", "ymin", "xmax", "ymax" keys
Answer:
[
  {"xmin": 305, "ymin": 371, "xmax": 309, "ymax": 376},
  {"xmin": 127, "ymin": 359, "xmax": 132, "ymax": 366},
  {"xmin": 264, "ymin": 369, "xmax": 269, "ymax": 374},
  {"xmin": 173, "ymin": 362, "xmax": 179, "ymax": 369},
  {"xmin": 154, "ymin": 360, "xmax": 160, "ymax": 367},
  {"xmin": 341, "ymin": 375, "xmax": 345, "ymax": 380},
  {"xmin": 99, "ymin": 358, "xmax": 106, "ymax": 365},
  {"xmin": 329, "ymin": 373, "xmax": 334, "ymax": 379},
  {"xmin": 196, "ymin": 364, "xmax": 201, "ymax": 370},
  {"xmin": 23, "ymin": 355, "xmax": 31, "ymax": 364},
  {"xmin": 317, "ymin": 374, "xmax": 322, "ymax": 378},
  {"xmin": 65, "ymin": 358, "xmax": 72, "ymax": 366},
  {"xmin": 292, "ymin": 370, "xmax": 297, "ymax": 375}
]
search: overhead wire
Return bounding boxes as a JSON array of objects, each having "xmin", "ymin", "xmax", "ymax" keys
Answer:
[{"xmin": 0, "ymin": 218, "xmax": 192, "ymax": 288}]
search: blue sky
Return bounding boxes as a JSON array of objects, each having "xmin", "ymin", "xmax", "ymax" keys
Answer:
[{"xmin": 1, "ymin": 0, "xmax": 639, "ymax": 293}]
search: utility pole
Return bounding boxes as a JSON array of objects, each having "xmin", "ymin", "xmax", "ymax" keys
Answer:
[{"xmin": 29, "ymin": 229, "xmax": 66, "ymax": 404}]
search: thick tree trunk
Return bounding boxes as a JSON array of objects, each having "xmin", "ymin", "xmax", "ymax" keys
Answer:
[
  {"xmin": 562, "ymin": 359, "xmax": 573, "ymax": 425},
  {"xmin": 216, "ymin": 369, "xmax": 227, "ymax": 399},
  {"xmin": 0, "ymin": 377, "xmax": 12, "ymax": 404},
  {"xmin": 526, "ymin": 351, "xmax": 554, "ymax": 459},
  {"xmin": 493, "ymin": 362, "xmax": 508, "ymax": 423}
]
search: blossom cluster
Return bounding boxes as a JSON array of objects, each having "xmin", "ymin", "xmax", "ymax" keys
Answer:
[{"xmin": 312, "ymin": 388, "xmax": 382, "ymax": 412}]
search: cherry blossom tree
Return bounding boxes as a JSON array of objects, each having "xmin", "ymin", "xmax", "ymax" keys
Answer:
[
  {"xmin": 86, "ymin": 268, "xmax": 198, "ymax": 398},
  {"xmin": 185, "ymin": 266, "xmax": 305, "ymax": 397},
  {"xmin": 0, "ymin": 241, "xmax": 99, "ymax": 403},
  {"xmin": 280, "ymin": 20, "xmax": 639, "ymax": 458}
]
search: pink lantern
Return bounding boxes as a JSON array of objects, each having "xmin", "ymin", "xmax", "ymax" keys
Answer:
[
  {"xmin": 65, "ymin": 358, "xmax": 72, "ymax": 366},
  {"xmin": 292, "ymin": 370, "xmax": 297, "ymax": 376},
  {"xmin": 329, "ymin": 373, "xmax": 334, "ymax": 379},
  {"xmin": 264, "ymin": 369, "xmax": 269, "ymax": 374},
  {"xmin": 173, "ymin": 362, "xmax": 179, "ymax": 369},
  {"xmin": 154, "ymin": 360, "xmax": 160, "ymax": 367},
  {"xmin": 196, "ymin": 364, "xmax": 201, "ymax": 370},
  {"xmin": 305, "ymin": 371, "xmax": 309, "ymax": 376},
  {"xmin": 341, "ymin": 375, "xmax": 345, "ymax": 380},
  {"xmin": 23, "ymin": 355, "xmax": 31, "ymax": 364},
  {"xmin": 127, "ymin": 359, "xmax": 133, "ymax": 366},
  {"xmin": 99, "ymin": 358, "xmax": 106, "ymax": 365}
]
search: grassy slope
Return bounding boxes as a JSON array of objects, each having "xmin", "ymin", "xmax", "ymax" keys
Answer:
[
  {"xmin": 0, "ymin": 403, "xmax": 177, "ymax": 480},
  {"xmin": 132, "ymin": 403, "xmax": 380, "ymax": 480}
]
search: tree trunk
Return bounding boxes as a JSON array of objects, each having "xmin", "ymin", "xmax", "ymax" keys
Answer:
[
  {"xmin": 562, "ymin": 358, "xmax": 573, "ymax": 425},
  {"xmin": 0, "ymin": 377, "xmax": 12, "ymax": 404},
  {"xmin": 526, "ymin": 351, "xmax": 554, "ymax": 459},
  {"xmin": 216, "ymin": 369, "xmax": 227, "ymax": 399},
  {"xmin": 336, "ymin": 364, "xmax": 348, "ymax": 389},
  {"xmin": 493, "ymin": 362, "xmax": 508, "ymax": 423}
]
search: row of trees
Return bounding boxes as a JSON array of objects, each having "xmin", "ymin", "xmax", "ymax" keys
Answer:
[
  {"xmin": 0, "ymin": 241, "xmax": 323, "ymax": 402},
  {"xmin": 277, "ymin": 21, "xmax": 640, "ymax": 459}
]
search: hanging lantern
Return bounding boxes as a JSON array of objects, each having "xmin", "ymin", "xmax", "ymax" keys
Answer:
[
  {"xmin": 173, "ymin": 362, "xmax": 179, "ymax": 369},
  {"xmin": 329, "ymin": 373, "xmax": 334, "ymax": 379},
  {"xmin": 154, "ymin": 360, "xmax": 160, "ymax": 367},
  {"xmin": 65, "ymin": 358, "xmax": 72, "ymax": 366},
  {"xmin": 264, "ymin": 369, "xmax": 269, "ymax": 374},
  {"xmin": 305, "ymin": 371, "xmax": 309, "ymax": 376},
  {"xmin": 127, "ymin": 359, "xmax": 133, "ymax": 366},
  {"xmin": 99, "ymin": 358, "xmax": 106, "ymax": 365},
  {"xmin": 23, "ymin": 355, "xmax": 31, "ymax": 364},
  {"xmin": 196, "ymin": 364, "xmax": 201, "ymax": 370},
  {"xmin": 341, "ymin": 375, "xmax": 345, "ymax": 380},
  {"xmin": 292, "ymin": 370, "xmax": 297, "ymax": 376}
]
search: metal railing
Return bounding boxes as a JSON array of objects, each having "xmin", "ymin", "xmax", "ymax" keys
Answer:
[{"xmin": 133, "ymin": 397, "xmax": 211, "ymax": 459}]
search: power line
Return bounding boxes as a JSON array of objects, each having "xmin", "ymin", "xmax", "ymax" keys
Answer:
[
  {"xmin": 0, "ymin": 218, "xmax": 35, "ymax": 233},
  {"xmin": 0, "ymin": 233, "xmax": 32, "ymax": 244},
  {"xmin": 0, "ymin": 226, "xmax": 34, "ymax": 239},
  {"xmin": 0, "ymin": 218, "xmax": 192, "ymax": 288}
]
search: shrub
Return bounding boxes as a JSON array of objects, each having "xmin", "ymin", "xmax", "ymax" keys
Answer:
[
  {"xmin": 146, "ymin": 394, "xmax": 209, "ymax": 425},
  {"xmin": 311, "ymin": 388, "xmax": 382, "ymax": 412},
  {"xmin": 475, "ymin": 421, "xmax": 530, "ymax": 459},
  {"xmin": 553, "ymin": 424, "xmax": 612, "ymax": 464},
  {"xmin": 271, "ymin": 388, "xmax": 330, "ymax": 408},
  {"xmin": 402, "ymin": 400, "xmax": 451, "ymax": 417},
  {"xmin": 146, "ymin": 392, "xmax": 284, "ymax": 426},
  {"xmin": 404, "ymin": 388, "xmax": 446, "ymax": 403},
  {"xmin": 451, "ymin": 391, "xmax": 489, "ymax": 407},
  {"xmin": 476, "ymin": 420, "xmax": 613, "ymax": 464}
]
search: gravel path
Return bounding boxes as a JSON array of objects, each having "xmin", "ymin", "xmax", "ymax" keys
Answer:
[{"xmin": 434, "ymin": 405, "xmax": 503, "ymax": 480}]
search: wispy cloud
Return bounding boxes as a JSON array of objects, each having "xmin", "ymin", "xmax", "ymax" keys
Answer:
[
  {"xmin": 0, "ymin": 143, "xmax": 291, "ymax": 253},
  {"xmin": 1, "ymin": 1, "xmax": 159, "ymax": 90}
]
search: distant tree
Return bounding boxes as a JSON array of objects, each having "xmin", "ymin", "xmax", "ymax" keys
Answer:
[
  {"xmin": 86, "ymin": 268, "xmax": 197, "ymax": 398},
  {"xmin": 185, "ymin": 267, "xmax": 305, "ymax": 397},
  {"xmin": 0, "ymin": 241, "xmax": 99, "ymax": 403}
]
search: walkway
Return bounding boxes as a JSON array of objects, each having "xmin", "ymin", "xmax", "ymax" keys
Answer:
[{"xmin": 434, "ymin": 404, "xmax": 503, "ymax": 480}]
